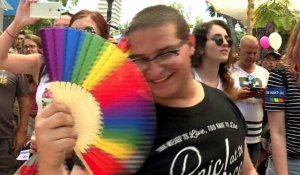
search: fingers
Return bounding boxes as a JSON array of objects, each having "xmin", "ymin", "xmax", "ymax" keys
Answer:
[
  {"xmin": 52, "ymin": 137, "xmax": 77, "ymax": 154},
  {"xmin": 40, "ymin": 127, "xmax": 77, "ymax": 144},
  {"xmin": 27, "ymin": 0, "xmax": 38, "ymax": 4},
  {"xmin": 37, "ymin": 102, "xmax": 70, "ymax": 120},
  {"xmin": 35, "ymin": 102, "xmax": 77, "ymax": 156}
]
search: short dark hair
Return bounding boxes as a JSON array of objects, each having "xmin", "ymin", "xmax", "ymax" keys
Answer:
[{"xmin": 126, "ymin": 5, "xmax": 190, "ymax": 42}]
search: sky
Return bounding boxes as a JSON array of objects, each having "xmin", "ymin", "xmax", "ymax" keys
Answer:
[
  {"xmin": 74, "ymin": 0, "xmax": 212, "ymax": 25},
  {"xmin": 120, "ymin": 0, "xmax": 211, "ymax": 24}
]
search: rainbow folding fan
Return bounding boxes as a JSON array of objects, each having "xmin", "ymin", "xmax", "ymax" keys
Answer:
[{"xmin": 17, "ymin": 27, "xmax": 156, "ymax": 175}]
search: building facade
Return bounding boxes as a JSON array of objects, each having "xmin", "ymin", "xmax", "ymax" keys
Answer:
[{"xmin": 97, "ymin": 0, "xmax": 122, "ymax": 32}]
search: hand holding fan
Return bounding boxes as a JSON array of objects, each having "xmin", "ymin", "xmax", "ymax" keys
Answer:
[{"xmin": 17, "ymin": 28, "xmax": 156, "ymax": 175}]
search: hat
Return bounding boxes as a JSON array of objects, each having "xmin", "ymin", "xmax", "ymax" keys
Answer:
[{"xmin": 263, "ymin": 51, "xmax": 281, "ymax": 60}]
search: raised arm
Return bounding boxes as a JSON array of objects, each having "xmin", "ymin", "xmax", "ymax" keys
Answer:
[{"xmin": 0, "ymin": 0, "xmax": 42, "ymax": 76}]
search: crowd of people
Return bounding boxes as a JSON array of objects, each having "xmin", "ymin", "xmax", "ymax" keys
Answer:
[{"xmin": 0, "ymin": 0, "xmax": 299, "ymax": 174}]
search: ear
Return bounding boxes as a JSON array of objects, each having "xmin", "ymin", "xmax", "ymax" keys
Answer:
[
  {"xmin": 187, "ymin": 34, "xmax": 195, "ymax": 47},
  {"xmin": 187, "ymin": 34, "xmax": 195, "ymax": 55}
]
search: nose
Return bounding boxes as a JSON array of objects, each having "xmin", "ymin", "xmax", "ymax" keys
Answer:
[
  {"xmin": 147, "ymin": 60, "xmax": 161, "ymax": 71},
  {"xmin": 249, "ymin": 53, "xmax": 256, "ymax": 59},
  {"xmin": 223, "ymin": 38, "xmax": 229, "ymax": 45}
]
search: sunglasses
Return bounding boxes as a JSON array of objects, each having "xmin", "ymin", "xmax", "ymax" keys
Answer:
[{"xmin": 210, "ymin": 34, "xmax": 232, "ymax": 47}]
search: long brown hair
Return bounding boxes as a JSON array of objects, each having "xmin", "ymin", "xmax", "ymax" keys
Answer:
[
  {"xmin": 69, "ymin": 10, "xmax": 109, "ymax": 39},
  {"xmin": 192, "ymin": 20, "xmax": 236, "ymax": 100},
  {"xmin": 285, "ymin": 19, "xmax": 300, "ymax": 86}
]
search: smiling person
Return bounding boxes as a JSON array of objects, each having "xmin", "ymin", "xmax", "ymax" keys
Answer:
[
  {"xmin": 34, "ymin": 5, "xmax": 257, "ymax": 175},
  {"xmin": 192, "ymin": 20, "xmax": 236, "ymax": 100}
]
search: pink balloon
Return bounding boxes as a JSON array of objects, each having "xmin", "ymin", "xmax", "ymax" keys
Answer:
[{"xmin": 260, "ymin": 36, "xmax": 270, "ymax": 49}]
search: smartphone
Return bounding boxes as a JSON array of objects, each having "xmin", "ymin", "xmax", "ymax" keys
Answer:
[
  {"xmin": 30, "ymin": 2, "xmax": 63, "ymax": 19},
  {"xmin": 250, "ymin": 87, "xmax": 262, "ymax": 92}
]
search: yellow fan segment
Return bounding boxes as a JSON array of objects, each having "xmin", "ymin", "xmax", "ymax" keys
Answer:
[{"xmin": 82, "ymin": 43, "xmax": 129, "ymax": 90}]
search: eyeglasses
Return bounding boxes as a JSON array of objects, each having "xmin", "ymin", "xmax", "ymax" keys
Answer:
[
  {"xmin": 23, "ymin": 44, "xmax": 37, "ymax": 50},
  {"xmin": 210, "ymin": 34, "xmax": 232, "ymax": 47},
  {"xmin": 82, "ymin": 27, "xmax": 96, "ymax": 34},
  {"xmin": 130, "ymin": 41, "xmax": 185, "ymax": 71}
]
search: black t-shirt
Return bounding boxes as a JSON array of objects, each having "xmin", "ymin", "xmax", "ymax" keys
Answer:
[
  {"xmin": 75, "ymin": 84, "xmax": 247, "ymax": 174},
  {"xmin": 137, "ymin": 84, "xmax": 247, "ymax": 174}
]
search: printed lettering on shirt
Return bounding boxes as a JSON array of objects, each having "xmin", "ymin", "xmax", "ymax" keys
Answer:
[
  {"xmin": 169, "ymin": 139, "xmax": 244, "ymax": 175},
  {"xmin": 239, "ymin": 77, "xmax": 262, "ymax": 88},
  {"xmin": 266, "ymin": 86, "xmax": 286, "ymax": 103}
]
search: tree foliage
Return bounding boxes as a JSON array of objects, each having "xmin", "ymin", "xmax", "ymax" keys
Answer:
[
  {"xmin": 49, "ymin": 0, "xmax": 79, "ymax": 7},
  {"xmin": 169, "ymin": 2, "xmax": 200, "ymax": 29},
  {"xmin": 24, "ymin": 19, "xmax": 54, "ymax": 35},
  {"xmin": 254, "ymin": 0, "xmax": 298, "ymax": 33}
]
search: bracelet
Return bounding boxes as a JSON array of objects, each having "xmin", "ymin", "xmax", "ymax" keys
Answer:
[{"xmin": 5, "ymin": 29, "xmax": 17, "ymax": 39}]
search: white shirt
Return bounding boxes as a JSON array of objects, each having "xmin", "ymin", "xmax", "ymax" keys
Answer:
[
  {"xmin": 192, "ymin": 68, "xmax": 223, "ymax": 91},
  {"xmin": 230, "ymin": 63, "xmax": 269, "ymax": 144}
]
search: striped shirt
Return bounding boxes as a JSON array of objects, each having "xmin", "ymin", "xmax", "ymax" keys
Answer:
[{"xmin": 265, "ymin": 67, "xmax": 300, "ymax": 158}]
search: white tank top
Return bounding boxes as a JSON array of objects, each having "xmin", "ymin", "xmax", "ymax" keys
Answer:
[{"xmin": 36, "ymin": 73, "xmax": 50, "ymax": 113}]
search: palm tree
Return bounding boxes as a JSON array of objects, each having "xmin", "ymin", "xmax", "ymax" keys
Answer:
[{"xmin": 246, "ymin": 0, "xmax": 254, "ymax": 35}]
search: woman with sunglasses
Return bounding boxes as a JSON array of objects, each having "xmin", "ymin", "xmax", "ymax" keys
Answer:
[{"xmin": 192, "ymin": 20, "xmax": 237, "ymax": 100}]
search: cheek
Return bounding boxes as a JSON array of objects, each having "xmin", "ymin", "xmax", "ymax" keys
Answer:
[{"xmin": 204, "ymin": 47, "xmax": 217, "ymax": 58}]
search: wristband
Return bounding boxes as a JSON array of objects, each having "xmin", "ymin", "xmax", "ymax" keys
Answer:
[{"xmin": 5, "ymin": 29, "xmax": 17, "ymax": 39}]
